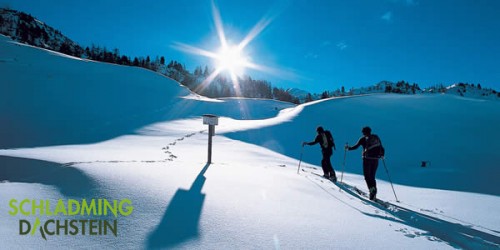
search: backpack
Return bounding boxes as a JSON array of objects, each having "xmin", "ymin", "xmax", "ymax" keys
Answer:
[
  {"xmin": 366, "ymin": 134, "xmax": 385, "ymax": 158},
  {"xmin": 324, "ymin": 130, "xmax": 335, "ymax": 149}
]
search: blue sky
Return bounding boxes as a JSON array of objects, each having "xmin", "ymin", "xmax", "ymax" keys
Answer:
[{"xmin": 2, "ymin": 0, "xmax": 499, "ymax": 92}]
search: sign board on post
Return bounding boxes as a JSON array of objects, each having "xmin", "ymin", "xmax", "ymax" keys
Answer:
[
  {"xmin": 202, "ymin": 114, "xmax": 218, "ymax": 125},
  {"xmin": 202, "ymin": 114, "xmax": 219, "ymax": 164}
]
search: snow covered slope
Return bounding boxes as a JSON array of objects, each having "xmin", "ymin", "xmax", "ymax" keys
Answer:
[
  {"xmin": 225, "ymin": 93, "xmax": 500, "ymax": 196},
  {"xmin": 1, "ymin": 35, "xmax": 499, "ymax": 249},
  {"xmin": 0, "ymin": 34, "xmax": 293, "ymax": 148}
]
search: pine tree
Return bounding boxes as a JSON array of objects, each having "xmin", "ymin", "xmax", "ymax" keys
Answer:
[
  {"xmin": 113, "ymin": 48, "xmax": 120, "ymax": 62},
  {"xmin": 305, "ymin": 93, "xmax": 313, "ymax": 102},
  {"xmin": 204, "ymin": 66, "xmax": 210, "ymax": 77},
  {"xmin": 120, "ymin": 55, "xmax": 130, "ymax": 65},
  {"xmin": 145, "ymin": 56, "xmax": 151, "ymax": 69},
  {"xmin": 194, "ymin": 66, "xmax": 202, "ymax": 76}
]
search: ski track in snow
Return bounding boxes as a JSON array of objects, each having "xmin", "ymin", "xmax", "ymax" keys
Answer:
[{"xmin": 301, "ymin": 169, "xmax": 500, "ymax": 249}]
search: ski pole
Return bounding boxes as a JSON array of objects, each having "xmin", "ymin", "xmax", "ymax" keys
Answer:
[
  {"xmin": 297, "ymin": 144, "xmax": 304, "ymax": 174},
  {"xmin": 340, "ymin": 143, "xmax": 347, "ymax": 183},
  {"xmin": 382, "ymin": 157, "xmax": 400, "ymax": 202}
]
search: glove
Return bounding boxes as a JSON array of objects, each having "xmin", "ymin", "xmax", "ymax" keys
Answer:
[
  {"xmin": 302, "ymin": 142, "xmax": 307, "ymax": 147},
  {"xmin": 344, "ymin": 144, "xmax": 349, "ymax": 150}
]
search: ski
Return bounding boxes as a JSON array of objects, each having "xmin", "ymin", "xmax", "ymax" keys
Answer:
[
  {"xmin": 309, "ymin": 171, "xmax": 391, "ymax": 209},
  {"xmin": 310, "ymin": 172, "xmax": 338, "ymax": 183},
  {"xmin": 347, "ymin": 184, "xmax": 390, "ymax": 207},
  {"xmin": 338, "ymin": 181, "xmax": 391, "ymax": 208}
]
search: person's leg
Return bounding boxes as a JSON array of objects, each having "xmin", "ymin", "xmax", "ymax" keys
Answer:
[
  {"xmin": 321, "ymin": 152, "xmax": 329, "ymax": 176},
  {"xmin": 326, "ymin": 150, "xmax": 336, "ymax": 179},
  {"xmin": 371, "ymin": 159, "xmax": 379, "ymax": 190},
  {"xmin": 365, "ymin": 159, "xmax": 379, "ymax": 200},
  {"xmin": 363, "ymin": 159, "xmax": 371, "ymax": 189}
]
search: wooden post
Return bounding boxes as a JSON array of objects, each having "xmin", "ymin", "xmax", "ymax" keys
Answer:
[
  {"xmin": 208, "ymin": 125, "xmax": 214, "ymax": 163},
  {"xmin": 202, "ymin": 114, "xmax": 219, "ymax": 164}
]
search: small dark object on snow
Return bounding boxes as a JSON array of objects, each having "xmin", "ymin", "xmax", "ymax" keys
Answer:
[{"xmin": 421, "ymin": 161, "xmax": 431, "ymax": 167}]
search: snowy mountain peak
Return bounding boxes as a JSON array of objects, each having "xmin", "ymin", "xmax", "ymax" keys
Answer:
[
  {"xmin": 0, "ymin": 8, "xmax": 83, "ymax": 57},
  {"xmin": 442, "ymin": 83, "xmax": 499, "ymax": 100}
]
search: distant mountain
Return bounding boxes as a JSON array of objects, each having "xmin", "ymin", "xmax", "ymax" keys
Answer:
[
  {"xmin": 0, "ymin": 8, "xmax": 83, "ymax": 57},
  {"xmin": 286, "ymin": 81, "xmax": 423, "ymax": 102},
  {"xmin": 1, "ymin": 7, "xmax": 498, "ymax": 103},
  {"xmin": 287, "ymin": 81, "xmax": 499, "ymax": 102},
  {"xmin": 434, "ymin": 83, "xmax": 499, "ymax": 100},
  {"xmin": 286, "ymin": 88, "xmax": 316, "ymax": 102}
]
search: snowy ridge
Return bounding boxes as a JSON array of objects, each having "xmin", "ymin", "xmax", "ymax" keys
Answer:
[
  {"xmin": 289, "ymin": 81, "xmax": 499, "ymax": 102},
  {"xmin": 443, "ymin": 83, "xmax": 499, "ymax": 100},
  {"xmin": 0, "ymin": 8, "xmax": 82, "ymax": 56},
  {"xmin": 0, "ymin": 26, "xmax": 499, "ymax": 249}
]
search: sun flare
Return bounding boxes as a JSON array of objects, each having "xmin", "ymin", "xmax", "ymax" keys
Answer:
[
  {"xmin": 215, "ymin": 45, "xmax": 248, "ymax": 76},
  {"xmin": 172, "ymin": 1, "xmax": 280, "ymax": 96}
]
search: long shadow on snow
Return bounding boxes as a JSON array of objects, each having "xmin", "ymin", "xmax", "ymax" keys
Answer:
[
  {"xmin": 0, "ymin": 95, "xmax": 288, "ymax": 149},
  {"xmin": 0, "ymin": 88, "xmax": 189, "ymax": 149},
  {"xmin": 146, "ymin": 163, "xmax": 210, "ymax": 249},
  {"xmin": 0, "ymin": 155, "xmax": 98, "ymax": 197},
  {"xmin": 336, "ymin": 181, "xmax": 500, "ymax": 249}
]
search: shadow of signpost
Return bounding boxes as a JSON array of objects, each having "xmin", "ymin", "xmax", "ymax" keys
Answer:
[{"xmin": 147, "ymin": 163, "xmax": 210, "ymax": 249}]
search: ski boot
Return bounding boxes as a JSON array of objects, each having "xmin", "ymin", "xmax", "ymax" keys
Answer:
[{"xmin": 369, "ymin": 187, "xmax": 377, "ymax": 200}]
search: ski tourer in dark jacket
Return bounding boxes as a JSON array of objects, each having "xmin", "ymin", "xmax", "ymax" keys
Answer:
[
  {"xmin": 303, "ymin": 126, "xmax": 337, "ymax": 181},
  {"xmin": 346, "ymin": 126, "xmax": 384, "ymax": 200}
]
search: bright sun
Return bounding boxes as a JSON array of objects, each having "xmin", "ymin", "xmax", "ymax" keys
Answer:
[
  {"xmin": 173, "ymin": 1, "xmax": 278, "ymax": 95},
  {"xmin": 215, "ymin": 45, "xmax": 248, "ymax": 76}
]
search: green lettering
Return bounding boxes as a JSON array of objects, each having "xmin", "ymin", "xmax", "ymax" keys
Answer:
[
  {"xmin": 98, "ymin": 199, "xmax": 102, "ymax": 215},
  {"xmin": 54, "ymin": 199, "xmax": 67, "ymax": 216},
  {"xmin": 46, "ymin": 200, "xmax": 53, "ymax": 216},
  {"xmin": 31, "ymin": 200, "xmax": 44, "ymax": 215},
  {"xmin": 8, "ymin": 199, "xmax": 18, "ymax": 216},
  {"xmin": 20, "ymin": 199, "xmax": 30, "ymax": 216},
  {"xmin": 104, "ymin": 200, "xmax": 118, "ymax": 217},
  {"xmin": 31, "ymin": 218, "xmax": 41, "ymax": 235},
  {"xmin": 81, "ymin": 199, "xmax": 96, "ymax": 216},
  {"xmin": 68, "ymin": 199, "xmax": 80, "ymax": 216},
  {"xmin": 119, "ymin": 199, "xmax": 133, "ymax": 216}
]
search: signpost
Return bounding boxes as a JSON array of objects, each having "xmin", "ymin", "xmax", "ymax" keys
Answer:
[{"xmin": 202, "ymin": 114, "xmax": 219, "ymax": 164}]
